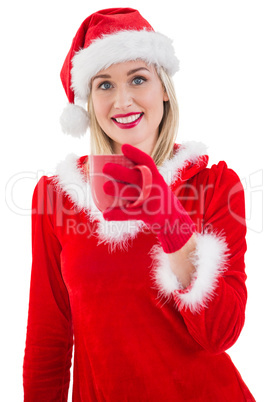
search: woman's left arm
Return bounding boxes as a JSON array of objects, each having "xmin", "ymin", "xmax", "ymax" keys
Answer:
[
  {"xmin": 167, "ymin": 233, "xmax": 197, "ymax": 289},
  {"xmin": 166, "ymin": 161, "xmax": 248, "ymax": 354}
]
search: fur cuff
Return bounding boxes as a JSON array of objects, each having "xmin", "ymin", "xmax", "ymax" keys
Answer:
[{"xmin": 150, "ymin": 232, "xmax": 229, "ymax": 313}]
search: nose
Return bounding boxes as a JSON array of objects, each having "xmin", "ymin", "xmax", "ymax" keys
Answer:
[{"xmin": 113, "ymin": 86, "xmax": 133, "ymax": 110}]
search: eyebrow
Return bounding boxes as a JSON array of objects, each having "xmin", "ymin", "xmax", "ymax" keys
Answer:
[
  {"xmin": 127, "ymin": 67, "xmax": 150, "ymax": 76},
  {"xmin": 92, "ymin": 67, "xmax": 150, "ymax": 82},
  {"xmin": 92, "ymin": 74, "xmax": 111, "ymax": 82}
]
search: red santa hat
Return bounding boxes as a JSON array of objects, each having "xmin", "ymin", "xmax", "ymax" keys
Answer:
[{"xmin": 60, "ymin": 8, "xmax": 179, "ymax": 137}]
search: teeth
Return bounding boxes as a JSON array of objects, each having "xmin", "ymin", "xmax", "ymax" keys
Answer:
[{"xmin": 114, "ymin": 113, "xmax": 142, "ymax": 124}]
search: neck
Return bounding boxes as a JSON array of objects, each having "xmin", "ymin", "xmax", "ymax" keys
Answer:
[{"xmin": 112, "ymin": 138, "xmax": 158, "ymax": 156}]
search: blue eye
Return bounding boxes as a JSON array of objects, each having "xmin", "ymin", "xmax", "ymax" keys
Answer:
[
  {"xmin": 100, "ymin": 82, "xmax": 112, "ymax": 90},
  {"xmin": 133, "ymin": 77, "xmax": 146, "ymax": 85}
]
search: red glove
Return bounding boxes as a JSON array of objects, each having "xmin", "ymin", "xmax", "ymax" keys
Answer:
[{"xmin": 102, "ymin": 144, "xmax": 196, "ymax": 253}]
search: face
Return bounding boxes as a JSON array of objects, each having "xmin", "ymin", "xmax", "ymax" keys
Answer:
[{"xmin": 91, "ymin": 60, "xmax": 169, "ymax": 155}]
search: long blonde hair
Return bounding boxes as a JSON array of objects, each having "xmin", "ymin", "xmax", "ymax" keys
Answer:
[{"xmin": 87, "ymin": 65, "xmax": 179, "ymax": 167}]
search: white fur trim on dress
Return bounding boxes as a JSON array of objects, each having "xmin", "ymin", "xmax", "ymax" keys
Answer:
[
  {"xmin": 71, "ymin": 30, "xmax": 179, "ymax": 102},
  {"xmin": 150, "ymin": 232, "xmax": 229, "ymax": 313},
  {"xmin": 52, "ymin": 153, "xmax": 146, "ymax": 252},
  {"xmin": 52, "ymin": 141, "xmax": 207, "ymax": 250},
  {"xmin": 159, "ymin": 141, "xmax": 208, "ymax": 186}
]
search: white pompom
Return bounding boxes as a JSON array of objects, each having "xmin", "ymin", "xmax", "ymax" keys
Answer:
[{"xmin": 60, "ymin": 103, "xmax": 90, "ymax": 137}]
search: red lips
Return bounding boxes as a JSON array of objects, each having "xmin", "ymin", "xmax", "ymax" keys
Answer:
[
  {"xmin": 112, "ymin": 112, "xmax": 142, "ymax": 118},
  {"xmin": 111, "ymin": 112, "xmax": 144, "ymax": 129}
]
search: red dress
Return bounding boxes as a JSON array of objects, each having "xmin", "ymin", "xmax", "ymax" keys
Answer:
[{"xmin": 23, "ymin": 142, "xmax": 255, "ymax": 401}]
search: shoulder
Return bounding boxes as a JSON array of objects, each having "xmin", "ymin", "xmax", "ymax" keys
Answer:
[
  {"xmin": 32, "ymin": 154, "xmax": 88, "ymax": 210},
  {"xmin": 31, "ymin": 175, "xmax": 61, "ymax": 216},
  {"xmin": 198, "ymin": 161, "xmax": 246, "ymax": 229},
  {"xmin": 196, "ymin": 160, "xmax": 244, "ymax": 195},
  {"xmin": 209, "ymin": 160, "xmax": 242, "ymax": 185}
]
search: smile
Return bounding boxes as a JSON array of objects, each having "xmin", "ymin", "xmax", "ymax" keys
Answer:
[{"xmin": 111, "ymin": 113, "xmax": 144, "ymax": 129}]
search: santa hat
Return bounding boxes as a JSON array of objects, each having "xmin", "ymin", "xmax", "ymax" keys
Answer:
[{"xmin": 60, "ymin": 8, "xmax": 179, "ymax": 137}]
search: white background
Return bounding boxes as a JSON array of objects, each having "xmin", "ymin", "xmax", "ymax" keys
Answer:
[{"xmin": 1, "ymin": 0, "xmax": 267, "ymax": 400}]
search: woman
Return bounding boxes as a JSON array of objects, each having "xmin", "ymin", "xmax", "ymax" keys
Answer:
[{"xmin": 23, "ymin": 8, "xmax": 255, "ymax": 401}]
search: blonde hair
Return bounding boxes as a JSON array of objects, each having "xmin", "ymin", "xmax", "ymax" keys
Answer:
[{"xmin": 87, "ymin": 65, "xmax": 179, "ymax": 167}]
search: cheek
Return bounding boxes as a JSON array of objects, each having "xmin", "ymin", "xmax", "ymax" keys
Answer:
[
  {"xmin": 91, "ymin": 95, "xmax": 109, "ymax": 123},
  {"xmin": 143, "ymin": 92, "xmax": 164, "ymax": 123},
  {"xmin": 142, "ymin": 85, "xmax": 165, "ymax": 109}
]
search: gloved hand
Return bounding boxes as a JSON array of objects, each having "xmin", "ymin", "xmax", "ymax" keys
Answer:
[{"xmin": 102, "ymin": 144, "xmax": 196, "ymax": 253}]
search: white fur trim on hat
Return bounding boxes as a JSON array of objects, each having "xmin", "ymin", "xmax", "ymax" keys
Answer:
[
  {"xmin": 71, "ymin": 30, "xmax": 179, "ymax": 102},
  {"xmin": 150, "ymin": 232, "xmax": 229, "ymax": 313},
  {"xmin": 60, "ymin": 103, "xmax": 90, "ymax": 137}
]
